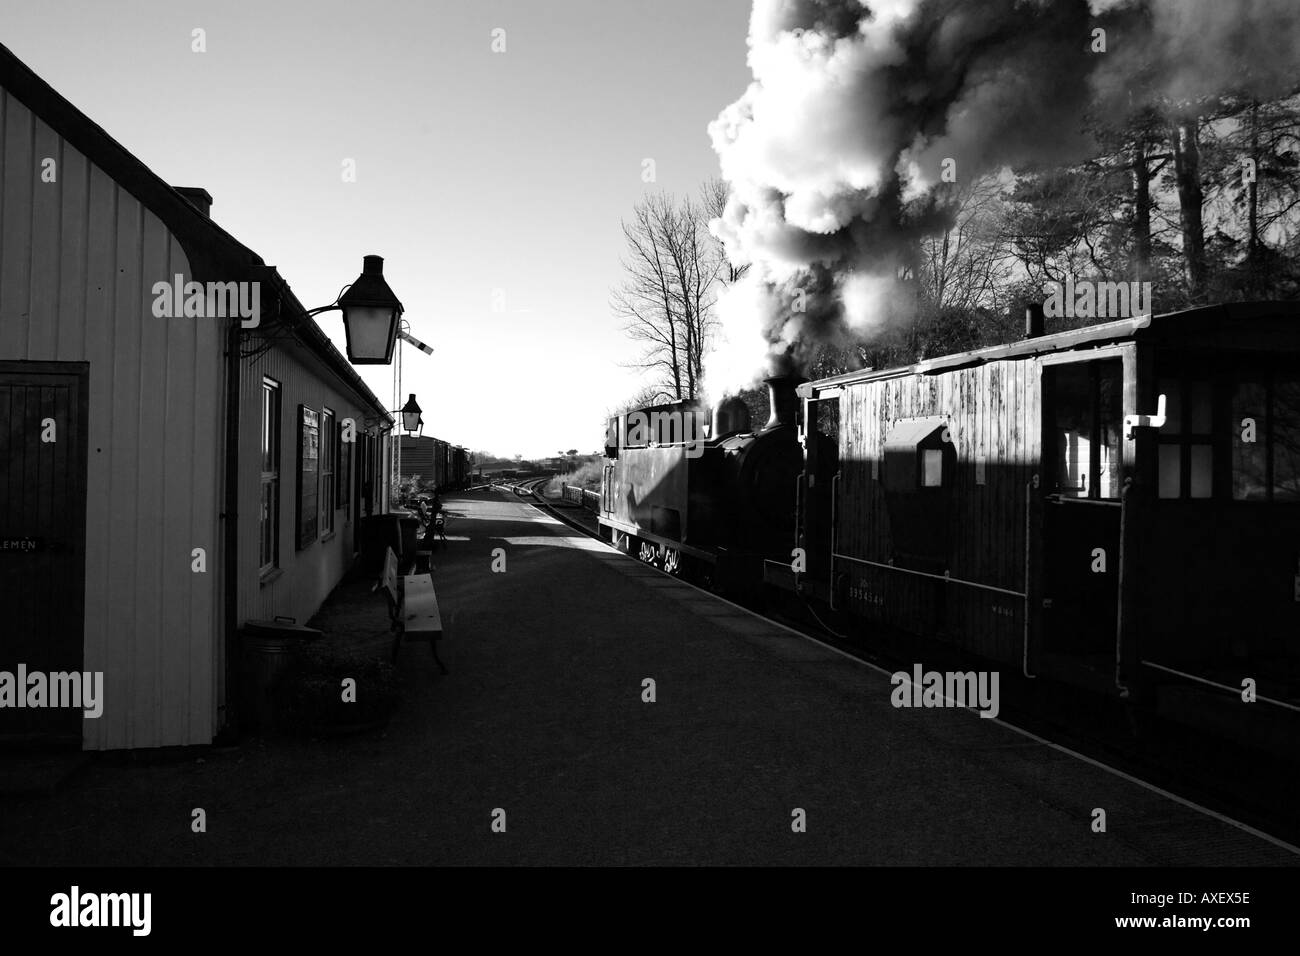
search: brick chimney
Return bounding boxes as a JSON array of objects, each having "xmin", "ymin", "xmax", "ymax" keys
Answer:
[{"xmin": 175, "ymin": 187, "xmax": 212, "ymax": 219}]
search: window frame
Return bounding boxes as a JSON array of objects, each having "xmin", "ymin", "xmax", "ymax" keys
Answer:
[
  {"xmin": 1227, "ymin": 365, "xmax": 1300, "ymax": 503},
  {"xmin": 296, "ymin": 405, "xmax": 320, "ymax": 549},
  {"xmin": 320, "ymin": 408, "xmax": 335, "ymax": 536},
  {"xmin": 1042, "ymin": 353, "xmax": 1126, "ymax": 502},
  {"xmin": 259, "ymin": 377, "xmax": 282, "ymax": 576},
  {"xmin": 1149, "ymin": 354, "xmax": 1300, "ymax": 503},
  {"xmin": 1155, "ymin": 372, "xmax": 1217, "ymax": 500},
  {"xmin": 338, "ymin": 418, "xmax": 352, "ymax": 520}
]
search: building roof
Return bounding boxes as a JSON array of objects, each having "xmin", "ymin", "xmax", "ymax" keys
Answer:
[{"xmin": 0, "ymin": 41, "xmax": 391, "ymax": 423}]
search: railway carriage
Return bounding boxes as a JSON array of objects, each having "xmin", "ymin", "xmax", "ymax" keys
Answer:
[
  {"xmin": 450, "ymin": 446, "xmax": 467, "ymax": 488},
  {"xmin": 598, "ymin": 301, "xmax": 1300, "ymax": 750},
  {"xmin": 791, "ymin": 301, "xmax": 1300, "ymax": 747},
  {"xmin": 431, "ymin": 438, "xmax": 448, "ymax": 491}
]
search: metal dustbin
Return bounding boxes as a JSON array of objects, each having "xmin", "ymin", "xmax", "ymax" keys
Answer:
[
  {"xmin": 240, "ymin": 619, "xmax": 322, "ymax": 733},
  {"xmin": 396, "ymin": 512, "xmax": 420, "ymax": 563},
  {"xmin": 361, "ymin": 513, "xmax": 403, "ymax": 570}
]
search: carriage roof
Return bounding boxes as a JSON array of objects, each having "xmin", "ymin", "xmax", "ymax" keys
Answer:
[{"xmin": 800, "ymin": 300, "xmax": 1299, "ymax": 395}]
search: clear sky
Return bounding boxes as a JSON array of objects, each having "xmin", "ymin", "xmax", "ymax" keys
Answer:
[{"xmin": 1, "ymin": 0, "xmax": 753, "ymax": 458}]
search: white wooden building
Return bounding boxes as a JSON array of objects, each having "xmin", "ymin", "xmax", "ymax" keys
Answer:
[{"xmin": 0, "ymin": 43, "xmax": 394, "ymax": 750}]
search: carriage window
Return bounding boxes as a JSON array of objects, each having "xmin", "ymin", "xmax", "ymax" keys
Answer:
[
  {"xmin": 1047, "ymin": 359, "xmax": 1123, "ymax": 499},
  {"xmin": 922, "ymin": 450, "xmax": 943, "ymax": 487},
  {"xmin": 1232, "ymin": 382, "xmax": 1268, "ymax": 500},
  {"xmin": 1158, "ymin": 444, "xmax": 1181, "ymax": 498},
  {"xmin": 1158, "ymin": 376, "xmax": 1214, "ymax": 499},
  {"xmin": 1232, "ymin": 374, "xmax": 1300, "ymax": 501},
  {"xmin": 604, "ymin": 417, "xmax": 620, "ymax": 458}
]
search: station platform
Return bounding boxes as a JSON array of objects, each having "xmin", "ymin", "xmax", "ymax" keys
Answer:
[
  {"xmin": 377, "ymin": 491, "xmax": 1297, "ymax": 865},
  {"xmin": 3, "ymin": 489, "xmax": 1295, "ymax": 866}
]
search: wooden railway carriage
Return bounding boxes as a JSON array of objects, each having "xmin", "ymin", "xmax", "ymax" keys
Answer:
[
  {"xmin": 792, "ymin": 301, "xmax": 1300, "ymax": 744},
  {"xmin": 398, "ymin": 436, "xmax": 468, "ymax": 492},
  {"xmin": 450, "ymin": 446, "xmax": 467, "ymax": 488},
  {"xmin": 432, "ymin": 438, "xmax": 448, "ymax": 491}
]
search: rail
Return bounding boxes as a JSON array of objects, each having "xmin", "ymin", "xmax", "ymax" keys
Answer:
[
  {"xmin": 831, "ymin": 551, "xmax": 1027, "ymax": 599},
  {"xmin": 1140, "ymin": 659, "xmax": 1300, "ymax": 714}
]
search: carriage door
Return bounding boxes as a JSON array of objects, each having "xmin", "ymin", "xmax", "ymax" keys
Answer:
[
  {"xmin": 1040, "ymin": 356, "xmax": 1125, "ymax": 675},
  {"xmin": 800, "ymin": 394, "xmax": 840, "ymax": 584},
  {"xmin": 0, "ymin": 362, "xmax": 88, "ymax": 745},
  {"xmin": 601, "ymin": 416, "xmax": 619, "ymax": 515}
]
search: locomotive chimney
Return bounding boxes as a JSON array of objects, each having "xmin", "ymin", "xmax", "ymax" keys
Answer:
[
  {"xmin": 764, "ymin": 375, "xmax": 803, "ymax": 430},
  {"xmin": 1024, "ymin": 302, "xmax": 1045, "ymax": 339}
]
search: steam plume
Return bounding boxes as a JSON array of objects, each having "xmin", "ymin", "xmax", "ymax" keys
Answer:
[{"xmin": 706, "ymin": 0, "xmax": 1300, "ymax": 394}]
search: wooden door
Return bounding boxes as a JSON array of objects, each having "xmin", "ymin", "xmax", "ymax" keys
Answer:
[
  {"xmin": 0, "ymin": 362, "xmax": 88, "ymax": 745},
  {"xmin": 1040, "ymin": 356, "xmax": 1125, "ymax": 672}
]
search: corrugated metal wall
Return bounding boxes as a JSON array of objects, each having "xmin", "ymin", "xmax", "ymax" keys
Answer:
[{"xmin": 0, "ymin": 88, "xmax": 222, "ymax": 749}]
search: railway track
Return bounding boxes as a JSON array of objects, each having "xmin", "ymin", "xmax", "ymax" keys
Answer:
[
  {"xmin": 510, "ymin": 487, "xmax": 1300, "ymax": 854},
  {"xmin": 494, "ymin": 476, "xmax": 551, "ymax": 498}
]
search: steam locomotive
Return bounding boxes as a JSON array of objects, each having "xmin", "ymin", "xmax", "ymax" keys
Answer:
[
  {"xmin": 597, "ymin": 375, "xmax": 816, "ymax": 595},
  {"xmin": 599, "ymin": 301, "xmax": 1300, "ymax": 770}
]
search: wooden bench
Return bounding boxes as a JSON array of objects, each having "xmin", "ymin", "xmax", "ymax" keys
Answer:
[{"xmin": 376, "ymin": 547, "xmax": 447, "ymax": 674}]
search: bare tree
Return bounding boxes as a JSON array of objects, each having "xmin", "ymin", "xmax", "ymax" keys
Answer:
[
  {"xmin": 607, "ymin": 382, "xmax": 676, "ymax": 416},
  {"xmin": 612, "ymin": 189, "xmax": 729, "ymax": 402},
  {"xmin": 702, "ymin": 177, "xmax": 750, "ymax": 285}
]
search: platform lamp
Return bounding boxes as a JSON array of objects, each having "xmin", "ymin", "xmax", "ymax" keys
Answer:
[
  {"xmin": 339, "ymin": 256, "xmax": 404, "ymax": 364},
  {"xmin": 400, "ymin": 394, "xmax": 424, "ymax": 437},
  {"xmin": 393, "ymin": 393, "xmax": 424, "ymax": 506},
  {"xmin": 302, "ymin": 255, "xmax": 405, "ymax": 365}
]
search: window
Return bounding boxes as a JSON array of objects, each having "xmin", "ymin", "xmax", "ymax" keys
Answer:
[
  {"xmin": 320, "ymin": 409, "xmax": 335, "ymax": 535},
  {"xmin": 361, "ymin": 433, "xmax": 373, "ymax": 515},
  {"xmin": 1046, "ymin": 359, "xmax": 1123, "ymax": 499},
  {"xmin": 259, "ymin": 379, "xmax": 281, "ymax": 574},
  {"xmin": 338, "ymin": 420, "xmax": 352, "ymax": 520},
  {"xmin": 297, "ymin": 406, "xmax": 320, "ymax": 548},
  {"xmin": 1231, "ymin": 373, "xmax": 1300, "ymax": 501},
  {"xmin": 604, "ymin": 417, "xmax": 620, "ymax": 459},
  {"xmin": 1157, "ymin": 375, "xmax": 1215, "ymax": 499},
  {"xmin": 922, "ymin": 449, "xmax": 943, "ymax": 487}
]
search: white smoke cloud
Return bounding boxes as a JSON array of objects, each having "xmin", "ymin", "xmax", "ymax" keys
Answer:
[
  {"xmin": 702, "ymin": 274, "xmax": 780, "ymax": 400},
  {"xmin": 706, "ymin": 0, "xmax": 1300, "ymax": 390},
  {"xmin": 840, "ymin": 271, "xmax": 895, "ymax": 333}
]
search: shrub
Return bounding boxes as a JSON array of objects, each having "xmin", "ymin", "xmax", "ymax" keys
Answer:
[{"xmin": 546, "ymin": 458, "xmax": 604, "ymax": 496}]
